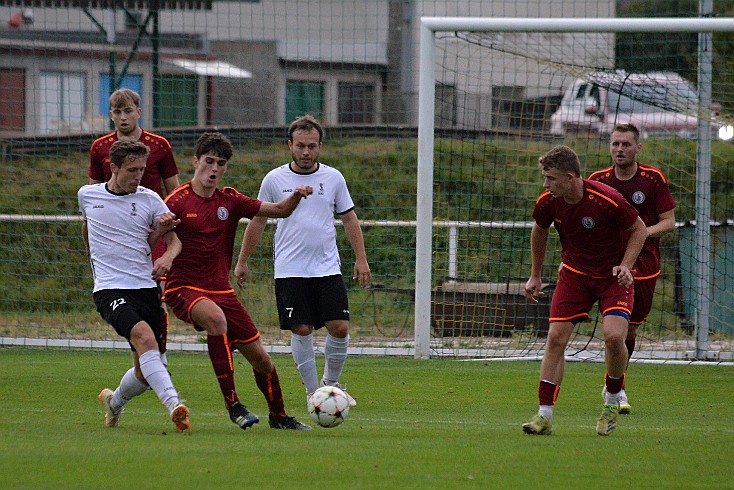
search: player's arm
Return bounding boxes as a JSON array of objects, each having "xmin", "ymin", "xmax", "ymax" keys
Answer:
[
  {"xmin": 235, "ymin": 215, "xmax": 269, "ymax": 287},
  {"xmin": 341, "ymin": 210, "xmax": 371, "ymax": 288},
  {"xmin": 524, "ymin": 223, "xmax": 549, "ymax": 304},
  {"xmin": 613, "ymin": 217, "xmax": 648, "ymax": 287},
  {"xmin": 149, "ymin": 212, "xmax": 182, "ymax": 281},
  {"xmin": 152, "ymin": 231, "xmax": 182, "ymax": 281},
  {"xmin": 255, "ymin": 185, "xmax": 313, "ymax": 218},
  {"xmin": 162, "ymin": 175, "xmax": 180, "ymax": 196},
  {"xmin": 646, "ymin": 209, "xmax": 675, "ymax": 238},
  {"xmin": 81, "ymin": 220, "xmax": 90, "ymax": 256},
  {"xmin": 147, "ymin": 212, "xmax": 181, "ymax": 250}
]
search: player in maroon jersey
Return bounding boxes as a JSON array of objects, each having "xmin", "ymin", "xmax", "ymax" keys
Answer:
[
  {"xmin": 163, "ymin": 132, "xmax": 313, "ymax": 431},
  {"xmin": 89, "ymin": 89, "xmax": 179, "ymax": 198},
  {"xmin": 89, "ymin": 89, "xmax": 181, "ymax": 357},
  {"xmin": 589, "ymin": 123, "xmax": 676, "ymax": 414},
  {"xmin": 522, "ymin": 145, "xmax": 647, "ymax": 436}
]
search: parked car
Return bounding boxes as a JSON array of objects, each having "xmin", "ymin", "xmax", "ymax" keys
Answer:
[{"xmin": 549, "ymin": 70, "xmax": 733, "ymax": 141}]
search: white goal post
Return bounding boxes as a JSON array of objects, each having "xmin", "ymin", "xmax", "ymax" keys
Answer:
[{"xmin": 415, "ymin": 16, "xmax": 734, "ymax": 360}]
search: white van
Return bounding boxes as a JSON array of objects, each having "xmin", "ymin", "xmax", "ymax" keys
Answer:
[{"xmin": 549, "ymin": 70, "xmax": 732, "ymax": 140}]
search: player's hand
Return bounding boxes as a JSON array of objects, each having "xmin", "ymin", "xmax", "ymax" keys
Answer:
[
  {"xmin": 293, "ymin": 185, "xmax": 313, "ymax": 198},
  {"xmin": 234, "ymin": 261, "xmax": 249, "ymax": 287},
  {"xmin": 353, "ymin": 260, "xmax": 372, "ymax": 288},
  {"xmin": 613, "ymin": 265, "xmax": 634, "ymax": 287},
  {"xmin": 157, "ymin": 212, "xmax": 181, "ymax": 233},
  {"xmin": 524, "ymin": 277, "xmax": 544, "ymax": 304},
  {"xmin": 152, "ymin": 256, "xmax": 173, "ymax": 281}
]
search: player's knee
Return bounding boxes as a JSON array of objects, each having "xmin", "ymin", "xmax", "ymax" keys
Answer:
[
  {"xmin": 291, "ymin": 324, "xmax": 313, "ymax": 336},
  {"xmin": 326, "ymin": 321, "xmax": 349, "ymax": 338},
  {"xmin": 130, "ymin": 322, "xmax": 158, "ymax": 350},
  {"xmin": 197, "ymin": 310, "xmax": 227, "ymax": 335}
]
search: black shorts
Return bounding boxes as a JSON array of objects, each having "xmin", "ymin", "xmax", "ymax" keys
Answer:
[
  {"xmin": 274, "ymin": 275, "xmax": 350, "ymax": 330},
  {"xmin": 93, "ymin": 287, "xmax": 166, "ymax": 352}
]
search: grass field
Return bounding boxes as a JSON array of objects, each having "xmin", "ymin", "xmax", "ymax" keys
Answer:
[{"xmin": 0, "ymin": 348, "xmax": 732, "ymax": 489}]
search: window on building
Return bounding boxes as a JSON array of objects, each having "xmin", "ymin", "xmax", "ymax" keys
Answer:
[
  {"xmin": 39, "ymin": 71, "xmax": 85, "ymax": 134},
  {"xmin": 435, "ymin": 83, "xmax": 456, "ymax": 128},
  {"xmin": 338, "ymin": 82, "xmax": 375, "ymax": 124},
  {"xmin": 98, "ymin": 74, "xmax": 144, "ymax": 116},
  {"xmin": 286, "ymin": 80, "xmax": 324, "ymax": 123},
  {"xmin": 154, "ymin": 75, "xmax": 198, "ymax": 127},
  {"xmin": 0, "ymin": 68, "xmax": 25, "ymax": 133}
]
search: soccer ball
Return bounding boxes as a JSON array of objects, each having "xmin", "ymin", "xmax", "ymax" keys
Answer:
[{"xmin": 307, "ymin": 385, "xmax": 350, "ymax": 428}]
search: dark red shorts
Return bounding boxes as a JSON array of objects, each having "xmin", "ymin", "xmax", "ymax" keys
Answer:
[
  {"xmin": 550, "ymin": 267, "xmax": 634, "ymax": 324},
  {"xmin": 629, "ymin": 277, "xmax": 657, "ymax": 326},
  {"xmin": 163, "ymin": 287, "xmax": 260, "ymax": 346}
]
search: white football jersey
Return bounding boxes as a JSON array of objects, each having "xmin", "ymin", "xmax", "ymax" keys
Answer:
[
  {"xmin": 78, "ymin": 183, "xmax": 169, "ymax": 292},
  {"xmin": 257, "ymin": 163, "xmax": 354, "ymax": 278}
]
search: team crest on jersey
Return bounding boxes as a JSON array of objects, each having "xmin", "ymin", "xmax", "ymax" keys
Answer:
[
  {"xmin": 130, "ymin": 203, "xmax": 137, "ymax": 216},
  {"xmin": 582, "ymin": 216, "xmax": 595, "ymax": 229},
  {"xmin": 318, "ymin": 183, "xmax": 325, "ymax": 195},
  {"xmin": 632, "ymin": 191, "xmax": 645, "ymax": 204},
  {"xmin": 217, "ymin": 207, "xmax": 229, "ymax": 220}
]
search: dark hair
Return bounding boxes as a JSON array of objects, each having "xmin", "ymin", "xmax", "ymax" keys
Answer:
[
  {"xmin": 195, "ymin": 132, "xmax": 233, "ymax": 160},
  {"xmin": 288, "ymin": 114, "xmax": 324, "ymax": 142},
  {"xmin": 538, "ymin": 145, "xmax": 581, "ymax": 176},
  {"xmin": 109, "ymin": 140, "xmax": 149, "ymax": 167},
  {"xmin": 109, "ymin": 89, "xmax": 140, "ymax": 110},
  {"xmin": 611, "ymin": 123, "xmax": 640, "ymax": 143}
]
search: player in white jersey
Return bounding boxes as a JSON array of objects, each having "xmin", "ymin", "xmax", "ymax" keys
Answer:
[
  {"xmin": 78, "ymin": 140, "xmax": 190, "ymax": 432},
  {"xmin": 236, "ymin": 115, "xmax": 371, "ymax": 407}
]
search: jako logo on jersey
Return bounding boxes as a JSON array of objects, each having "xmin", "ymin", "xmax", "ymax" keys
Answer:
[
  {"xmin": 217, "ymin": 207, "xmax": 229, "ymax": 220},
  {"xmin": 282, "ymin": 188, "xmax": 293, "ymax": 193},
  {"xmin": 632, "ymin": 191, "xmax": 645, "ymax": 204},
  {"xmin": 582, "ymin": 217, "xmax": 595, "ymax": 229}
]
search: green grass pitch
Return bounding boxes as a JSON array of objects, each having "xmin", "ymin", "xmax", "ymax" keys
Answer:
[{"xmin": 0, "ymin": 348, "xmax": 731, "ymax": 489}]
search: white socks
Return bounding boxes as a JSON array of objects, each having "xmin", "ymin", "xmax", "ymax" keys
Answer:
[
  {"xmin": 291, "ymin": 333, "xmax": 319, "ymax": 394},
  {"xmin": 139, "ymin": 350, "xmax": 180, "ymax": 414},
  {"xmin": 110, "ymin": 367, "xmax": 149, "ymax": 412},
  {"xmin": 322, "ymin": 334, "xmax": 349, "ymax": 385},
  {"xmin": 538, "ymin": 405, "xmax": 554, "ymax": 423}
]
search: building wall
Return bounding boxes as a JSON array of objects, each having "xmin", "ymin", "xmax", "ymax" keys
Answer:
[{"xmin": 0, "ymin": 0, "xmax": 616, "ymax": 132}]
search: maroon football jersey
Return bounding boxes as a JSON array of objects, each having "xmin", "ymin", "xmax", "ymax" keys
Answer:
[
  {"xmin": 533, "ymin": 179, "xmax": 640, "ymax": 278},
  {"xmin": 164, "ymin": 183, "xmax": 261, "ymax": 292},
  {"xmin": 89, "ymin": 129, "xmax": 178, "ymax": 198},
  {"xmin": 589, "ymin": 163, "xmax": 675, "ymax": 278}
]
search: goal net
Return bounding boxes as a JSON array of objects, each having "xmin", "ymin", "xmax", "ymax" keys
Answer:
[{"xmin": 416, "ymin": 17, "xmax": 734, "ymax": 362}]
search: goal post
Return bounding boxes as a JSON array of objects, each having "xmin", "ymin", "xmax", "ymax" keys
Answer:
[{"xmin": 415, "ymin": 16, "xmax": 734, "ymax": 360}]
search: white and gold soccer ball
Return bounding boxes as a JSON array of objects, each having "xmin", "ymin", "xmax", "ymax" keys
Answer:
[{"xmin": 307, "ymin": 385, "xmax": 350, "ymax": 428}]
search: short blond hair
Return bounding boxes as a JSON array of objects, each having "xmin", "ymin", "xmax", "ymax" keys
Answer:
[{"xmin": 109, "ymin": 89, "xmax": 140, "ymax": 110}]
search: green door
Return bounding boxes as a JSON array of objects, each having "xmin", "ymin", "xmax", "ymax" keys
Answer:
[
  {"xmin": 154, "ymin": 75, "xmax": 198, "ymax": 127},
  {"xmin": 285, "ymin": 80, "xmax": 324, "ymax": 124}
]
